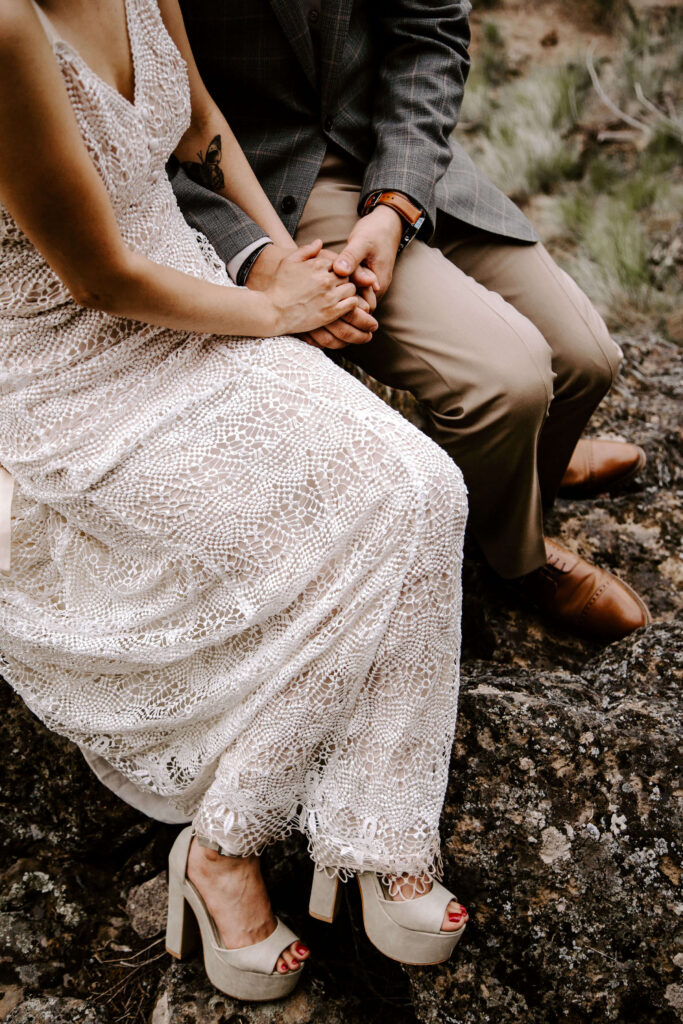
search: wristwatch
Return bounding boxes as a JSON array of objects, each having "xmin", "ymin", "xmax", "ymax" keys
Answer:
[{"xmin": 361, "ymin": 190, "xmax": 426, "ymax": 253}]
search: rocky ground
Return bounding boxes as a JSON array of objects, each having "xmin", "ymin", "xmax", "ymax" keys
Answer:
[{"xmin": 1, "ymin": 325, "xmax": 680, "ymax": 1024}]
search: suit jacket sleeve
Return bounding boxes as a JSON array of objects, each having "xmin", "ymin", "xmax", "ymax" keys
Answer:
[
  {"xmin": 361, "ymin": 0, "xmax": 472, "ymax": 238},
  {"xmin": 168, "ymin": 158, "xmax": 269, "ymax": 267}
]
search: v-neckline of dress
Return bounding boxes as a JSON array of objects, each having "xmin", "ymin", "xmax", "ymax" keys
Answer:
[{"xmin": 33, "ymin": 0, "xmax": 141, "ymax": 113}]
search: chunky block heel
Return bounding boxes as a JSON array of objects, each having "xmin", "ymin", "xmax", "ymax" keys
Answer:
[
  {"xmin": 308, "ymin": 867, "xmax": 342, "ymax": 923},
  {"xmin": 165, "ymin": 876, "xmax": 199, "ymax": 959}
]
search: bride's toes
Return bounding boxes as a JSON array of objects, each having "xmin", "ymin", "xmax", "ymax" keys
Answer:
[
  {"xmin": 292, "ymin": 941, "xmax": 310, "ymax": 964},
  {"xmin": 442, "ymin": 899, "xmax": 468, "ymax": 932},
  {"xmin": 276, "ymin": 954, "xmax": 290, "ymax": 973},
  {"xmin": 280, "ymin": 943, "xmax": 307, "ymax": 972}
]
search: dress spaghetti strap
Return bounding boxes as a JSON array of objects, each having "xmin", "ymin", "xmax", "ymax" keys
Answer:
[{"xmin": 29, "ymin": 0, "xmax": 62, "ymax": 45}]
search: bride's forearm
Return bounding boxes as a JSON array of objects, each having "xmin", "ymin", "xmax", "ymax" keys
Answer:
[
  {"xmin": 175, "ymin": 117, "xmax": 296, "ymax": 251},
  {"xmin": 75, "ymin": 242, "xmax": 358, "ymax": 340},
  {"xmin": 78, "ymin": 250, "xmax": 279, "ymax": 337}
]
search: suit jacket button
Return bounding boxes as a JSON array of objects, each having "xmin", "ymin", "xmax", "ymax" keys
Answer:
[
  {"xmin": 323, "ymin": 115, "xmax": 334, "ymax": 133},
  {"xmin": 281, "ymin": 195, "xmax": 297, "ymax": 214}
]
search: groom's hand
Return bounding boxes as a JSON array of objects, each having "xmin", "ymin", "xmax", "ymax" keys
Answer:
[
  {"xmin": 301, "ymin": 248, "xmax": 378, "ymax": 350},
  {"xmin": 332, "ymin": 206, "xmax": 403, "ymax": 299},
  {"xmin": 301, "ymin": 293, "xmax": 377, "ymax": 351}
]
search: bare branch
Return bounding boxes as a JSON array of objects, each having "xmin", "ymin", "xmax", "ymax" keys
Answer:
[
  {"xmin": 585, "ymin": 42, "xmax": 650, "ymax": 134},
  {"xmin": 634, "ymin": 82, "xmax": 683, "ymax": 141}
]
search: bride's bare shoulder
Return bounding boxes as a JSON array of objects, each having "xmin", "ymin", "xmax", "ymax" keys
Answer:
[
  {"xmin": 0, "ymin": 0, "xmax": 54, "ymax": 76},
  {"xmin": 0, "ymin": 0, "xmax": 133, "ymax": 308},
  {"xmin": 0, "ymin": 0, "xmax": 41, "ymax": 41},
  {"xmin": 0, "ymin": 0, "xmax": 61, "ymax": 107}
]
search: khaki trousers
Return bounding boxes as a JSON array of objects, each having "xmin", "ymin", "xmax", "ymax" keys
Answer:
[{"xmin": 295, "ymin": 152, "xmax": 623, "ymax": 578}]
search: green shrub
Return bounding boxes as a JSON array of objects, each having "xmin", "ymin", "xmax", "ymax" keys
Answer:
[{"xmin": 459, "ymin": 66, "xmax": 590, "ymax": 199}]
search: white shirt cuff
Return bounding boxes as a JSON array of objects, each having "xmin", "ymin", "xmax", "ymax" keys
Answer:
[{"xmin": 226, "ymin": 237, "xmax": 272, "ymax": 284}]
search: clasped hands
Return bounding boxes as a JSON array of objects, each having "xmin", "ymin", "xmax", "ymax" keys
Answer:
[{"xmin": 247, "ymin": 205, "xmax": 403, "ymax": 349}]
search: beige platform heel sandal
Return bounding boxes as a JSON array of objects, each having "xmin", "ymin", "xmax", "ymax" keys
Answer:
[
  {"xmin": 166, "ymin": 827, "xmax": 305, "ymax": 1001},
  {"xmin": 309, "ymin": 867, "xmax": 466, "ymax": 966}
]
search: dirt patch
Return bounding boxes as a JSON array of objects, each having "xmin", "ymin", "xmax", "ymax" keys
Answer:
[{"xmin": 470, "ymin": 0, "xmax": 619, "ymax": 68}]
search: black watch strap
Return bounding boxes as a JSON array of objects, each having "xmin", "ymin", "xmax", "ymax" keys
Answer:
[{"xmin": 236, "ymin": 241, "xmax": 272, "ymax": 286}]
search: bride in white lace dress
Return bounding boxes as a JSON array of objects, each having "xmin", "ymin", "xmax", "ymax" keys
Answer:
[{"xmin": 0, "ymin": 0, "xmax": 469, "ymax": 994}]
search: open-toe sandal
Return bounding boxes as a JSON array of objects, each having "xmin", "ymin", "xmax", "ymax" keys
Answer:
[
  {"xmin": 166, "ymin": 827, "xmax": 305, "ymax": 1001},
  {"xmin": 309, "ymin": 866, "xmax": 466, "ymax": 966}
]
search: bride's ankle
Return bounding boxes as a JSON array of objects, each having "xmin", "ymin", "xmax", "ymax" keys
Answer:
[{"xmin": 188, "ymin": 836, "xmax": 256, "ymax": 875}]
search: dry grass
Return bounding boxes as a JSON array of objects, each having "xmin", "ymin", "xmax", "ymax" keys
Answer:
[
  {"xmin": 458, "ymin": 6, "xmax": 683, "ymax": 340},
  {"xmin": 460, "ymin": 62, "xmax": 587, "ymax": 199}
]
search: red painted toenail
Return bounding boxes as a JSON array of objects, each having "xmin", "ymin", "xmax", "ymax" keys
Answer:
[
  {"xmin": 279, "ymin": 963, "xmax": 288, "ymax": 972},
  {"xmin": 296, "ymin": 945, "xmax": 309, "ymax": 956}
]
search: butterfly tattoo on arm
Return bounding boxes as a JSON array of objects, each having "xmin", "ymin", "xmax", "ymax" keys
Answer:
[{"xmin": 181, "ymin": 134, "xmax": 225, "ymax": 192}]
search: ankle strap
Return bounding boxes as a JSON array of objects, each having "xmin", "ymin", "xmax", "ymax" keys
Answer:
[{"xmin": 194, "ymin": 832, "xmax": 246, "ymax": 858}]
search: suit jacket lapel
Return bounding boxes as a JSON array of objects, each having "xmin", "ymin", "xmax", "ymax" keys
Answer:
[
  {"xmin": 268, "ymin": 0, "xmax": 317, "ymax": 88},
  {"xmin": 320, "ymin": 1, "xmax": 353, "ymax": 112}
]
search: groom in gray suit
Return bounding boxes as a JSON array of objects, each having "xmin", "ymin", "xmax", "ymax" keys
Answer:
[{"xmin": 171, "ymin": 0, "xmax": 651, "ymax": 643}]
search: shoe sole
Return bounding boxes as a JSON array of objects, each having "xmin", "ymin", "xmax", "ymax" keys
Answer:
[{"xmin": 309, "ymin": 909, "xmax": 336, "ymax": 923}]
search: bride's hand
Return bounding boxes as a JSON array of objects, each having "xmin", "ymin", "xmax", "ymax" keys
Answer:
[{"xmin": 264, "ymin": 240, "xmax": 360, "ymax": 336}]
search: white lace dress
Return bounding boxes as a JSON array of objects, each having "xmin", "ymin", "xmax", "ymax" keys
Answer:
[{"xmin": 0, "ymin": 0, "xmax": 468, "ymax": 884}]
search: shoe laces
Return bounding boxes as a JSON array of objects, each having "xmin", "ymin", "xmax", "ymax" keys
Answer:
[{"xmin": 544, "ymin": 548, "xmax": 572, "ymax": 574}]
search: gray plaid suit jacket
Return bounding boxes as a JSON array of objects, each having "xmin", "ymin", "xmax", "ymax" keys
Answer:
[{"xmin": 171, "ymin": 0, "xmax": 538, "ymax": 267}]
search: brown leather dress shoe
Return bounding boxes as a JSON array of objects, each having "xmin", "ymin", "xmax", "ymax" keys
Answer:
[
  {"xmin": 559, "ymin": 439, "xmax": 646, "ymax": 498},
  {"xmin": 523, "ymin": 539, "xmax": 652, "ymax": 643}
]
